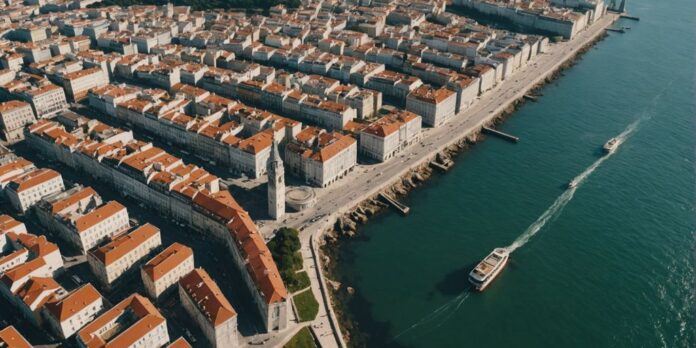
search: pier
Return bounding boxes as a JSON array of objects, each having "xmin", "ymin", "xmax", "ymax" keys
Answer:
[
  {"xmin": 379, "ymin": 193, "xmax": 410, "ymax": 215},
  {"xmin": 606, "ymin": 28, "xmax": 625, "ymax": 33},
  {"xmin": 430, "ymin": 159, "xmax": 453, "ymax": 172},
  {"xmin": 620, "ymin": 14, "xmax": 640, "ymax": 21},
  {"xmin": 523, "ymin": 94, "xmax": 539, "ymax": 102},
  {"xmin": 482, "ymin": 127, "xmax": 520, "ymax": 143}
]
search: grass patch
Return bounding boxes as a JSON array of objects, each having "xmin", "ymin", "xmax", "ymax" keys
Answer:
[
  {"xmin": 284, "ymin": 326, "xmax": 316, "ymax": 348},
  {"xmin": 294, "ymin": 289, "xmax": 319, "ymax": 322},
  {"xmin": 288, "ymin": 270, "xmax": 311, "ymax": 293}
]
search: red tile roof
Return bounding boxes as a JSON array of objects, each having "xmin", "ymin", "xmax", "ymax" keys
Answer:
[
  {"xmin": 45, "ymin": 283, "xmax": 102, "ymax": 322},
  {"xmin": 179, "ymin": 268, "xmax": 236, "ymax": 327},
  {"xmin": 142, "ymin": 243, "xmax": 193, "ymax": 282},
  {"xmin": 0, "ymin": 326, "xmax": 31, "ymax": 348},
  {"xmin": 89, "ymin": 224, "xmax": 160, "ymax": 266}
]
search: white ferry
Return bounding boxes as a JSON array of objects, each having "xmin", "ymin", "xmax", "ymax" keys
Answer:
[
  {"xmin": 468, "ymin": 248, "xmax": 509, "ymax": 291},
  {"xmin": 602, "ymin": 137, "xmax": 620, "ymax": 154}
]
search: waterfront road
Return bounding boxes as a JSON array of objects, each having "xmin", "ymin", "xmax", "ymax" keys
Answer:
[{"xmin": 260, "ymin": 13, "xmax": 617, "ymax": 348}]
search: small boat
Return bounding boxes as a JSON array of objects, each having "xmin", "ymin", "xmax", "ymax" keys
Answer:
[
  {"xmin": 567, "ymin": 178, "xmax": 579, "ymax": 189},
  {"xmin": 603, "ymin": 137, "xmax": 620, "ymax": 154},
  {"xmin": 469, "ymin": 248, "xmax": 509, "ymax": 291}
]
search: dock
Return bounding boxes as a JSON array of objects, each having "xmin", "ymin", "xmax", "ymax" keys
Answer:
[
  {"xmin": 482, "ymin": 127, "xmax": 520, "ymax": 143},
  {"xmin": 430, "ymin": 159, "xmax": 453, "ymax": 172},
  {"xmin": 606, "ymin": 28, "xmax": 625, "ymax": 33},
  {"xmin": 379, "ymin": 193, "xmax": 410, "ymax": 215},
  {"xmin": 620, "ymin": 14, "xmax": 640, "ymax": 21},
  {"xmin": 523, "ymin": 94, "xmax": 539, "ymax": 102}
]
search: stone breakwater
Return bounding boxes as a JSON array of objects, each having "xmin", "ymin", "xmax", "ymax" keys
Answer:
[{"xmin": 318, "ymin": 21, "xmax": 613, "ymax": 345}]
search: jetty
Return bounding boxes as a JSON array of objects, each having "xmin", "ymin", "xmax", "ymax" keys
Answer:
[
  {"xmin": 379, "ymin": 193, "xmax": 410, "ymax": 215},
  {"xmin": 430, "ymin": 159, "xmax": 453, "ymax": 172},
  {"xmin": 523, "ymin": 94, "xmax": 539, "ymax": 102},
  {"xmin": 606, "ymin": 28, "xmax": 625, "ymax": 33},
  {"xmin": 482, "ymin": 127, "xmax": 520, "ymax": 143},
  {"xmin": 619, "ymin": 14, "xmax": 640, "ymax": 21}
]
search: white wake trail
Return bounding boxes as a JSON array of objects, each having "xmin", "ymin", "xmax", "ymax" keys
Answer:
[
  {"xmin": 507, "ymin": 117, "xmax": 642, "ymax": 252},
  {"xmin": 506, "ymin": 76, "xmax": 677, "ymax": 253},
  {"xmin": 392, "ymin": 289, "xmax": 471, "ymax": 340}
]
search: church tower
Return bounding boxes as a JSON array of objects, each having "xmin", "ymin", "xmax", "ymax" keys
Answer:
[{"xmin": 267, "ymin": 140, "xmax": 285, "ymax": 220}]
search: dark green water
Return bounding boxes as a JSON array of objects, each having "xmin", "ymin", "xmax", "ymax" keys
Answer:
[{"xmin": 332, "ymin": 1, "xmax": 695, "ymax": 347}]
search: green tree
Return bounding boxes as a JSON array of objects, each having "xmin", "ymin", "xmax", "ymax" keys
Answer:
[{"xmin": 269, "ymin": 227, "xmax": 305, "ymax": 289}]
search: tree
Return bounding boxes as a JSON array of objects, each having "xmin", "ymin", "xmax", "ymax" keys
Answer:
[{"xmin": 269, "ymin": 227, "xmax": 303, "ymax": 284}]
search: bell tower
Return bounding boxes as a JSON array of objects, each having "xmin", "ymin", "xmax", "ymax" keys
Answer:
[{"xmin": 267, "ymin": 140, "xmax": 285, "ymax": 220}]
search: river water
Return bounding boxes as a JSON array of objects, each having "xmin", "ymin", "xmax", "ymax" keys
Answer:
[{"xmin": 330, "ymin": 0, "xmax": 695, "ymax": 346}]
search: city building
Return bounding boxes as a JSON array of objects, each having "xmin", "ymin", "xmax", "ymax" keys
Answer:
[
  {"xmin": 405, "ymin": 85, "xmax": 457, "ymax": 127},
  {"xmin": 0, "ymin": 101, "xmax": 36, "ymax": 143},
  {"xmin": 0, "ymin": 158, "xmax": 35, "ymax": 191},
  {"xmin": 13, "ymin": 276, "xmax": 67, "ymax": 326},
  {"xmin": 359, "ymin": 110, "xmax": 422, "ymax": 162},
  {"xmin": 77, "ymin": 294, "xmax": 170, "ymax": 348},
  {"xmin": 141, "ymin": 242, "xmax": 194, "ymax": 300},
  {"xmin": 178, "ymin": 268, "xmax": 238, "ymax": 348},
  {"xmin": 0, "ymin": 326, "xmax": 31, "ymax": 348},
  {"xmin": 4, "ymin": 168, "xmax": 65, "ymax": 213},
  {"xmin": 285, "ymin": 128, "xmax": 358, "ymax": 187},
  {"xmin": 61, "ymin": 67, "xmax": 110, "ymax": 102},
  {"xmin": 53, "ymin": 200, "xmax": 130, "ymax": 254},
  {"xmin": 43, "ymin": 284, "xmax": 105, "ymax": 339},
  {"xmin": 87, "ymin": 224, "xmax": 162, "ymax": 288}
]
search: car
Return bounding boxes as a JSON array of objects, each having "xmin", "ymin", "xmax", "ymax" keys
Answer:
[
  {"xmin": 71, "ymin": 275, "xmax": 83, "ymax": 285},
  {"xmin": 184, "ymin": 329, "xmax": 196, "ymax": 343}
]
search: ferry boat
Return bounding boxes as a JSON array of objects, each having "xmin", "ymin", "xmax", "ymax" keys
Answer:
[
  {"xmin": 468, "ymin": 248, "xmax": 509, "ymax": 291},
  {"xmin": 602, "ymin": 137, "xmax": 620, "ymax": 154}
]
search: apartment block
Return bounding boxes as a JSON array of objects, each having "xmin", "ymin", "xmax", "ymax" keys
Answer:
[
  {"xmin": 88, "ymin": 224, "xmax": 162, "ymax": 288},
  {"xmin": 359, "ymin": 110, "xmax": 422, "ymax": 162},
  {"xmin": 4, "ymin": 168, "xmax": 65, "ymax": 213},
  {"xmin": 77, "ymin": 294, "xmax": 170, "ymax": 348},
  {"xmin": 13, "ymin": 276, "xmax": 67, "ymax": 326},
  {"xmin": 405, "ymin": 85, "xmax": 457, "ymax": 127},
  {"xmin": 179, "ymin": 268, "xmax": 238, "ymax": 347},
  {"xmin": 285, "ymin": 128, "xmax": 357, "ymax": 187},
  {"xmin": 0, "ymin": 101, "xmax": 35, "ymax": 143},
  {"xmin": 61, "ymin": 67, "xmax": 110, "ymax": 102},
  {"xmin": 141, "ymin": 242, "xmax": 194, "ymax": 300},
  {"xmin": 43, "ymin": 284, "xmax": 104, "ymax": 339},
  {"xmin": 53, "ymin": 200, "xmax": 130, "ymax": 254}
]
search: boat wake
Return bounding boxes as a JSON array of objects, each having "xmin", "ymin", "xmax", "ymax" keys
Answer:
[
  {"xmin": 507, "ymin": 118, "xmax": 640, "ymax": 253},
  {"xmin": 392, "ymin": 289, "xmax": 472, "ymax": 341},
  {"xmin": 506, "ymin": 78, "xmax": 674, "ymax": 253}
]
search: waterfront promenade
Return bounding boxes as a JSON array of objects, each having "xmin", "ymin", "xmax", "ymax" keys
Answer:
[{"xmin": 261, "ymin": 12, "xmax": 617, "ymax": 348}]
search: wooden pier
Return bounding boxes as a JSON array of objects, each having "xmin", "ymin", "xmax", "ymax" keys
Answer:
[
  {"xmin": 482, "ymin": 127, "xmax": 520, "ymax": 143},
  {"xmin": 379, "ymin": 193, "xmax": 410, "ymax": 215}
]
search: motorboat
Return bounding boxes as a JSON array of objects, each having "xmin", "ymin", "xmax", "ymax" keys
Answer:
[
  {"xmin": 469, "ymin": 248, "xmax": 509, "ymax": 291},
  {"xmin": 603, "ymin": 137, "xmax": 620, "ymax": 154}
]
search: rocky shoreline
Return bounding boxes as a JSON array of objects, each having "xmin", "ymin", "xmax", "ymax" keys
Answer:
[{"xmin": 317, "ymin": 29, "xmax": 610, "ymax": 346}]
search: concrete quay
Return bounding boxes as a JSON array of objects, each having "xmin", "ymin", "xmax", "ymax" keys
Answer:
[{"xmin": 260, "ymin": 12, "xmax": 618, "ymax": 348}]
